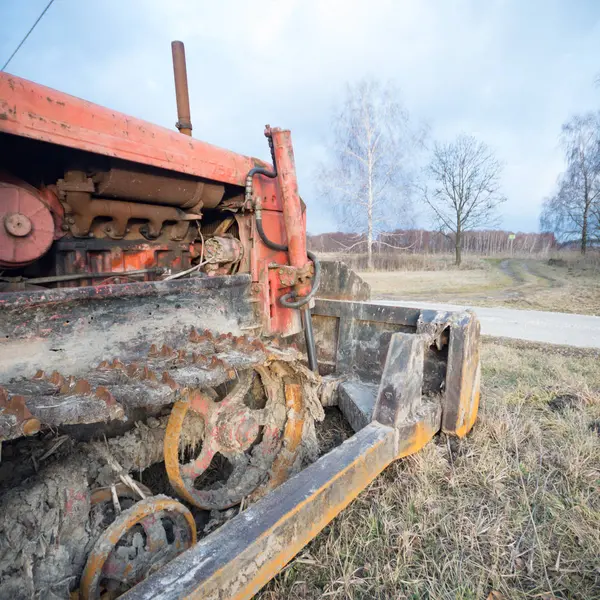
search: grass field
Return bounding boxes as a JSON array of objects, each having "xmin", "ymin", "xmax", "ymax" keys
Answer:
[
  {"xmin": 258, "ymin": 340, "xmax": 600, "ymax": 600},
  {"xmin": 358, "ymin": 255, "xmax": 600, "ymax": 316}
]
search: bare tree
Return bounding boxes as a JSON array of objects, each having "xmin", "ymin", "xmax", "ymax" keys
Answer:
[
  {"xmin": 540, "ymin": 112, "xmax": 600, "ymax": 253},
  {"xmin": 422, "ymin": 134, "xmax": 506, "ymax": 266},
  {"xmin": 317, "ymin": 79, "xmax": 424, "ymax": 269}
]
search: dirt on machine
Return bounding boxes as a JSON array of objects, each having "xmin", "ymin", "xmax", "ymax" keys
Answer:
[{"xmin": 0, "ymin": 42, "xmax": 481, "ymax": 599}]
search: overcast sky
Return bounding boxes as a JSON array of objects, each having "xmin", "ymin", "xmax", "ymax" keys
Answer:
[{"xmin": 2, "ymin": 0, "xmax": 599, "ymax": 234}]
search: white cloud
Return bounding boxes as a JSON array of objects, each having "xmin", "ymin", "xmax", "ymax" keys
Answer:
[{"xmin": 2, "ymin": 0, "xmax": 599, "ymax": 233}]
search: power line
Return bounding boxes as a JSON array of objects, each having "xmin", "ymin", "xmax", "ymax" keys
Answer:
[{"xmin": 1, "ymin": 0, "xmax": 56, "ymax": 71}]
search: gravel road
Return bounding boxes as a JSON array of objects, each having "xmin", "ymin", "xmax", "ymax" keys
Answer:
[{"xmin": 375, "ymin": 300, "xmax": 600, "ymax": 349}]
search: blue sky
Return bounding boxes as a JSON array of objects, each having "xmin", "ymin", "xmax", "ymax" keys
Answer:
[{"xmin": 1, "ymin": 0, "xmax": 599, "ymax": 234}]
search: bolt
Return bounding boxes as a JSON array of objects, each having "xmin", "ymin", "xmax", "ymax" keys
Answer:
[{"xmin": 4, "ymin": 213, "xmax": 32, "ymax": 237}]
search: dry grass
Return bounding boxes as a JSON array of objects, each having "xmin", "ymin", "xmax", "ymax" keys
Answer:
[
  {"xmin": 319, "ymin": 252, "xmax": 489, "ymax": 272},
  {"xmin": 360, "ymin": 268, "xmax": 511, "ymax": 297},
  {"xmin": 258, "ymin": 340, "xmax": 600, "ymax": 600},
  {"xmin": 359, "ymin": 255, "xmax": 600, "ymax": 316}
]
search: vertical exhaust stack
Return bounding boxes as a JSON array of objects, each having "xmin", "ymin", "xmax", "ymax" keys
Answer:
[{"xmin": 171, "ymin": 41, "xmax": 193, "ymax": 136}]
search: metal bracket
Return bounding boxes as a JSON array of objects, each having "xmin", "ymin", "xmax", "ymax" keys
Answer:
[{"xmin": 268, "ymin": 262, "xmax": 314, "ymax": 289}]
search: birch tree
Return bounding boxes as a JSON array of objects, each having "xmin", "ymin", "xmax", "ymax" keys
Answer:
[
  {"xmin": 317, "ymin": 79, "xmax": 423, "ymax": 269},
  {"xmin": 423, "ymin": 134, "xmax": 505, "ymax": 266},
  {"xmin": 540, "ymin": 112, "xmax": 600, "ymax": 253}
]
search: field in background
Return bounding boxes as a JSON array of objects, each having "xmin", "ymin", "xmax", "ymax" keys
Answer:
[
  {"xmin": 321, "ymin": 252, "xmax": 600, "ymax": 316},
  {"xmin": 259, "ymin": 340, "xmax": 600, "ymax": 600}
]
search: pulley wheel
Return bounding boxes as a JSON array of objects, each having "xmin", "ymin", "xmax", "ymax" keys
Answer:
[{"xmin": 0, "ymin": 182, "xmax": 54, "ymax": 268}]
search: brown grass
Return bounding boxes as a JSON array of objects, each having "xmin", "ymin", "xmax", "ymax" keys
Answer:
[
  {"xmin": 319, "ymin": 252, "xmax": 489, "ymax": 272},
  {"xmin": 258, "ymin": 340, "xmax": 600, "ymax": 600},
  {"xmin": 358, "ymin": 255, "xmax": 600, "ymax": 316}
]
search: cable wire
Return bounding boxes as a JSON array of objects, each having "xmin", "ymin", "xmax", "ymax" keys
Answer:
[{"xmin": 1, "ymin": 0, "xmax": 56, "ymax": 71}]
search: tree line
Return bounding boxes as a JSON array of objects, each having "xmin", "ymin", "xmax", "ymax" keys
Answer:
[
  {"xmin": 308, "ymin": 229, "xmax": 555, "ymax": 255},
  {"xmin": 316, "ymin": 77, "xmax": 599, "ymax": 267}
]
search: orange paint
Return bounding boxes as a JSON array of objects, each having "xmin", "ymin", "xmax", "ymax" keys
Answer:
[
  {"xmin": 396, "ymin": 418, "xmax": 438, "ymax": 459},
  {"xmin": 254, "ymin": 383, "xmax": 304, "ymax": 497}
]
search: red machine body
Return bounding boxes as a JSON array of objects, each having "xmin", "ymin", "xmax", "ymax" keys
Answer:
[{"xmin": 0, "ymin": 71, "xmax": 308, "ymax": 337}]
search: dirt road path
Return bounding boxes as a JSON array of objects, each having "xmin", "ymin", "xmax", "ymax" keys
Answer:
[{"xmin": 376, "ymin": 299, "xmax": 600, "ymax": 349}]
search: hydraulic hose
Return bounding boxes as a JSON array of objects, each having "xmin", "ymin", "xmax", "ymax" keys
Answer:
[
  {"xmin": 253, "ymin": 198, "xmax": 320, "ymax": 308},
  {"xmin": 245, "ymin": 131, "xmax": 321, "ymax": 371},
  {"xmin": 278, "ymin": 250, "xmax": 321, "ymax": 309}
]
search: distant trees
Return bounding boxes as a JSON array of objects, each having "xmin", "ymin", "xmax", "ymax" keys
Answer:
[
  {"xmin": 316, "ymin": 78, "xmax": 425, "ymax": 269},
  {"xmin": 540, "ymin": 112, "xmax": 600, "ymax": 253},
  {"xmin": 308, "ymin": 229, "xmax": 555, "ymax": 255},
  {"xmin": 422, "ymin": 134, "xmax": 506, "ymax": 266}
]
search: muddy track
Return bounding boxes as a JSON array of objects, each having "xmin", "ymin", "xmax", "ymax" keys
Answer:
[
  {"xmin": 494, "ymin": 259, "xmax": 562, "ymax": 301},
  {"xmin": 520, "ymin": 260, "xmax": 561, "ymax": 284},
  {"xmin": 498, "ymin": 259, "xmax": 526, "ymax": 284}
]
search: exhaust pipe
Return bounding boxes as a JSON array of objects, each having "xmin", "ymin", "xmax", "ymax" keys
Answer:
[{"xmin": 171, "ymin": 41, "xmax": 192, "ymax": 136}]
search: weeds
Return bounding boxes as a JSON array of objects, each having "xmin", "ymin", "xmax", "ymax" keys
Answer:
[{"xmin": 258, "ymin": 341, "xmax": 600, "ymax": 600}]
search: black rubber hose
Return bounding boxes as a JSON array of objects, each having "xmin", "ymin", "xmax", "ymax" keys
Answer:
[
  {"xmin": 255, "ymin": 209, "xmax": 288, "ymax": 252},
  {"xmin": 244, "ymin": 134, "xmax": 277, "ymax": 206},
  {"xmin": 278, "ymin": 250, "xmax": 321, "ymax": 309}
]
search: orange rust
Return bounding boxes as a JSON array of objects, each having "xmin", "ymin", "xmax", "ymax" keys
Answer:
[
  {"xmin": 80, "ymin": 496, "xmax": 196, "ymax": 600},
  {"xmin": 254, "ymin": 383, "xmax": 304, "ymax": 498},
  {"xmin": 48, "ymin": 370, "xmax": 66, "ymax": 387},
  {"xmin": 73, "ymin": 379, "xmax": 91, "ymax": 395},
  {"xmin": 164, "ymin": 400, "xmax": 198, "ymax": 506},
  {"xmin": 22, "ymin": 418, "xmax": 41, "ymax": 436},
  {"xmin": 1, "ymin": 394, "xmax": 41, "ymax": 437},
  {"xmin": 171, "ymin": 41, "xmax": 192, "ymax": 136},
  {"xmin": 126, "ymin": 364, "xmax": 138, "ymax": 377},
  {"xmin": 162, "ymin": 372, "xmax": 179, "ymax": 389},
  {"xmin": 94, "ymin": 386, "xmax": 114, "ymax": 404}
]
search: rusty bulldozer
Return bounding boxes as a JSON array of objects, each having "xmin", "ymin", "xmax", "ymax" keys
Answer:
[{"xmin": 0, "ymin": 42, "xmax": 480, "ymax": 599}]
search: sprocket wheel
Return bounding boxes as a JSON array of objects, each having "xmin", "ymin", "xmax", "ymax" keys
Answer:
[
  {"xmin": 164, "ymin": 366, "xmax": 303, "ymax": 510},
  {"xmin": 80, "ymin": 495, "xmax": 196, "ymax": 600}
]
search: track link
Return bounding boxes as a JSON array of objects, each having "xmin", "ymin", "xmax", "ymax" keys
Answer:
[{"xmin": 0, "ymin": 329, "xmax": 297, "ymax": 442}]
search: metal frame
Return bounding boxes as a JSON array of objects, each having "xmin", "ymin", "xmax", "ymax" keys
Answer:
[{"xmin": 123, "ymin": 300, "xmax": 481, "ymax": 599}]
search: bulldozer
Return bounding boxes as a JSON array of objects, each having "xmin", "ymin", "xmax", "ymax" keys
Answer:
[{"xmin": 0, "ymin": 42, "xmax": 481, "ymax": 599}]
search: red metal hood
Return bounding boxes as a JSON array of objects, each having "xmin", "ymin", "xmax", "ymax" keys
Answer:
[{"xmin": 0, "ymin": 72, "xmax": 270, "ymax": 186}]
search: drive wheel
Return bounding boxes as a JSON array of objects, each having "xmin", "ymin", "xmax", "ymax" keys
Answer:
[{"xmin": 164, "ymin": 366, "xmax": 302, "ymax": 510}]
